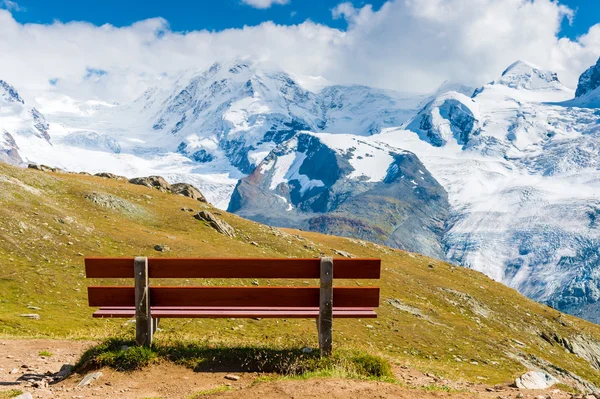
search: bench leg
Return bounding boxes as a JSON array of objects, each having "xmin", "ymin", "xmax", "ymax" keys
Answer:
[
  {"xmin": 152, "ymin": 318, "xmax": 160, "ymax": 335},
  {"xmin": 319, "ymin": 257, "xmax": 333, "ymax": 357},
  {"xmin": 135, "ymin": 256, "xmax": 152, "ymax": 347}
]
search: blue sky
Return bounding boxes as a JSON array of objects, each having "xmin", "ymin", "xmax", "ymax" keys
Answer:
[{"xmin": 5, "ymin": 0, "xmax": 598, "ymax": 39}]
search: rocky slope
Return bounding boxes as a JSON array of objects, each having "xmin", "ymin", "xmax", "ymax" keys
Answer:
[
  {"xmin": 0, "ymin": 80, "xmax": 52, "ymax": 165},
  {"xmin": 228, "ymin": 131, "xmax": 449, "ymax": 259}
]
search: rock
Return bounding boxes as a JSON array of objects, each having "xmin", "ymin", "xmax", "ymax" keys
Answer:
[
  {"xmin": 154, "ymin": 244, "xmax": 171, "ymax": 252},
  {"xmin": 77, "ymin": 371, "xmax": 102, "ymax": 387},
  {"xmin": 85, "ymin": 192, "xmax": 144, "ymax": 215},
  {"xmin": 251, "ymin": 280, "xmax": 259, "ymax": 286},
  {"xmin": 576, "ymin": 57, "xmax": 600, "ymax": 97},
  {"xmin": 78, "ymin": 171, "xmax": 92, "ymax": 176},
  {"xmin": 224, "ymin": 374, "xmax": 240, "ymax": 381},
  {"xmin": 129, "ymin": 176, "xmax": 171, "ymax": 192},
  {"xmin": 171, "ymin": 183, "xmax": 207, "ymax": 202},
  {"xmin": 180, "ymin": 207, "xmax": 194, "ymax": 212},
  {"xmin": 515, "ymin": 371, "xmax": 558, "ymax": 390},
  {"xmin": 194, "ymin": 211, "xmax": 235, "ymax": 237},
  {"xmin": 13, "ymin": 393, "xmax": 33, "ymax": 399},
  {"xmin": 94, "ymin": 172, "xmax": 128, "ymax": 181},
  {"xmin": 334, "ymin": 249, "xmax": 353, "ymax": 258},
  {"xmin": 516, "ymin": 393, "xmax": 524, "ymax": 399},
  {"xmin": 28, "ymin": 164, "xmax": 57, "ymax": 173},
  {"xmin": 19, "ymin": 314, "xmax": 40, "ymax": 320},
  {"xmin": 9, "ymin": 368, "xmax": 19, "ymax": 374},
  {"xmin": 26, "ymin": 305, "xmax": 41, "ymax": 310},
  {"xmin": 54, "ymin": 364, "xmax": 73, "ymax": 380},
  {"xmin": 301, "ymin": 347, "xmax": 313, "ymax": 354}
]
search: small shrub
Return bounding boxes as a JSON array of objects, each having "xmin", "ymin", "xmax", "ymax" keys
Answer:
[
  {"xmin": 38, "ymin": 350, "xmax": 53, "ymax": 357},
  {"xmin": 350, "ymin": 354, "xmax": 392, "ymax": 377},
  {"xmin": 76, "ymin": 338, "xmax": 392, "ymax": 380}
]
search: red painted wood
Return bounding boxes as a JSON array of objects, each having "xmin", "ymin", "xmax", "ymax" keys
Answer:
[
  {"xmin": 92, "ymin": 307, "xmax": 377, "ymax": 319},
  {"xmin": 85, "ymin": 257, "xmax": 381, "ymax": 279},
  {"xmin": 87, "ymin": 286, "xmax": 380, "ymax": 308}
]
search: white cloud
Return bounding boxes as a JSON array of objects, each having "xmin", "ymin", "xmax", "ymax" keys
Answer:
[
  {"xmin": 241, "ymin": 0, "xmax": 289, "ymax": 9},
  {"xmin": 1, "ymin": 0, "xmax": 24, "ymax": 11},
  {"xmin": 0, "ymin": 0, "xmax": 598, "ymax": 104}
]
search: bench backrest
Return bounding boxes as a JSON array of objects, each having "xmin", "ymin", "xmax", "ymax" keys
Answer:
[{"xmin": 85, "ymin": 257, "xmax": 381, "ymax": 308}]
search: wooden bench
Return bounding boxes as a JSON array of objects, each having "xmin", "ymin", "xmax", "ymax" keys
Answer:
[{"xmin": 85, "ymin": 257, "xmax": 381, "ymax": 355}]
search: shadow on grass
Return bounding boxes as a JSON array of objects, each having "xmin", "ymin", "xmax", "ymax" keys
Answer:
[{"xmin": 76, "ymin": 338, "xmax": 392, "ymax": 380}]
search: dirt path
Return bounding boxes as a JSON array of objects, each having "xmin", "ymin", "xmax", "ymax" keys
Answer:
[{"xmin": 0, "ymin": 339, "xmax": 575, "ymax": 399}]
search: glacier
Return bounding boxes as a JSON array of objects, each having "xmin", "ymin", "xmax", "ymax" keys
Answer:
[{"xmin": 3, "ymin": 57, "xmax": 600, "ymax": 322}]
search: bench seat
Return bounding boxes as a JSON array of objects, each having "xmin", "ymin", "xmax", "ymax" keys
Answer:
[{"xmin": 93, "ymin": 306, "xmax": 377, "ymax": 319}]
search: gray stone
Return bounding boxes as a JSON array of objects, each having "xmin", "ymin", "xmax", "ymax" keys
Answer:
[
  {"xmin": 77, "ymin": 371, "xmax": 102, "ymax": 387},
  {"xmin": 515, "ymin": 371, "xmax": 558, "ymax": 390},
  {"xmin": 334, "ymin": 249, "xmax": 353, "ymax": 258},
  {"xmin": 171, "ymin": 182, "xmax": 207, "ymax": 202},
  {"xmin": 13, "ymin": 393, "xmax": 33, "ymax": 399},
  {"xmin": 129, "ymin": 176, "xmax": 171, "ymax": 192},
  {"xmin": 194, "ymin": 211, "xmax": 235, "ymax": 237},
  {"xmin": 55, "ymin": 364, "xmax": 73, "ymax": 380},
  {"xmin": 224, "ymin": 374, "xmax": 240, "ymax": 381},
  {"xmin": 19, "ymin": 314, "xmax": 40, "ymax": 320},
  {"xmin": 154, "ymin": 244, "xmax": 171, "ymax": 252},
  {"xmin": 94, "ymin": 172, "xmax": 128, "ymax": 181}
]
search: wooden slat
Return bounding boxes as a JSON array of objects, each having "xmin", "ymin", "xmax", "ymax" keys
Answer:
[
  {"xmin": 92, "ymin": 307, "xmax": 377, "ymax": 319},
  {"xmin": 85, "ymin": 258, "xmax": 381, "ymax": 279},
  {"xmin": 88, "ymin": 286, "xmax": 380, "ymax": 308}
]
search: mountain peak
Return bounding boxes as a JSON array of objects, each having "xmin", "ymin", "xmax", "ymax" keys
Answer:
[
  {"xmin": 575, "ymin": 57, "xmax": 600, "ymax": 98},
  {"xmin": 495, "ymin": 60, "xmax": 563, "ymax": 91},
  {"xmin": 0, "ymin": 80, "xmax": 25, "ymax": 104}
]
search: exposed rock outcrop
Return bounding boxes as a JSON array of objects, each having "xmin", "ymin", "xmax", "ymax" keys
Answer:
[
  {"xmin": 129, "ymin": 175, "xmax": 172, "ymax": 191},
  {"xmin": 171, "ymin": 182, "xmax": 207, "ymax": 202},
  {"xmin": 194, "ymin": 210, "xmax": 235, "ymax": 237},
  {"xmin": 576, "ymin": 57, "xmax": 600, "ymax": 98},
  {"xmin": 94, "ymin": 172, "xmax": 128, "ymax": 181}
]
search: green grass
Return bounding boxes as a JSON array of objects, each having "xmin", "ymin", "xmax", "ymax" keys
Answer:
[
  {"xmin": 0, "ymin": 390, "xmax": 23, "ymax": 398},
  {"xmin": 76, "ymin": 338, "xmax": 393, "ymax": 380},
  {"xmin": 38, "ymin": 350, "xmax": 52, "ymax": 357},
  {"xmin": 3, "ymin": 162, "xmax": 600, "ymax": 388},
  {"xmin": 188, "ymin": 385, "xmax": 233, "ymax": 398}
]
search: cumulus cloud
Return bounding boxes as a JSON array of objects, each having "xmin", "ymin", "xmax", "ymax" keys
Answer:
[
  {"xmin": 0, "ymin": 0, "xmax": 598, "ymax": 103},
  {"xmin": 241, "ymin": 0, "xmax": 289, "ymax": 9},
  {"xmin": 1, "ymin": 0, "xmax": 24, "ymax": 11}
]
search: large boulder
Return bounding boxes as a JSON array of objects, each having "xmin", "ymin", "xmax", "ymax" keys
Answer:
[
  {"xmin": 515, "ymin": 371, "xmax": 558, "ymax": 389},
  {"xmin": 129, "ymin": 176, "xmax": 172, "ymax": 192},
  {"xmin": 194, "ymin": 210, "xmax": 235, "ymax": 237},
  {"xmin": 171, "ymin": 182, "xmax": 207, "ymax": 202},
  {"xmin": 95, "ymin": 172, "xmax": 128, "ymax": 181}
]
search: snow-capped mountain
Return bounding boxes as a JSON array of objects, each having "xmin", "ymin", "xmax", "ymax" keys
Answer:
[
  {"xmin": 383, "ymin": 59, "xmax": 600, "ymax": 322},
  {"xmin": 0, "ymin": 80, "xmax": 52, "ymax": 165},
  {"xmin": 3, "ymin": 56, "xmax": 600, "ymax": 322},
  {"xmin": 228, "ymin": 131, "xmax": 449, "ymax": 258},
  {"xmin": 6, "ymin": 59, "xmax": 427, "ymax": 208},
  {"xmin": 569, "ymin": 58, "xmax": 600, "ymax": 108}
]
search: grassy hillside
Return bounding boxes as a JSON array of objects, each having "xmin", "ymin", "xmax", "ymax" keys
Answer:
[{"xmin": 1, "ymin": 162, "xmax": 600, "ymax": 389}]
